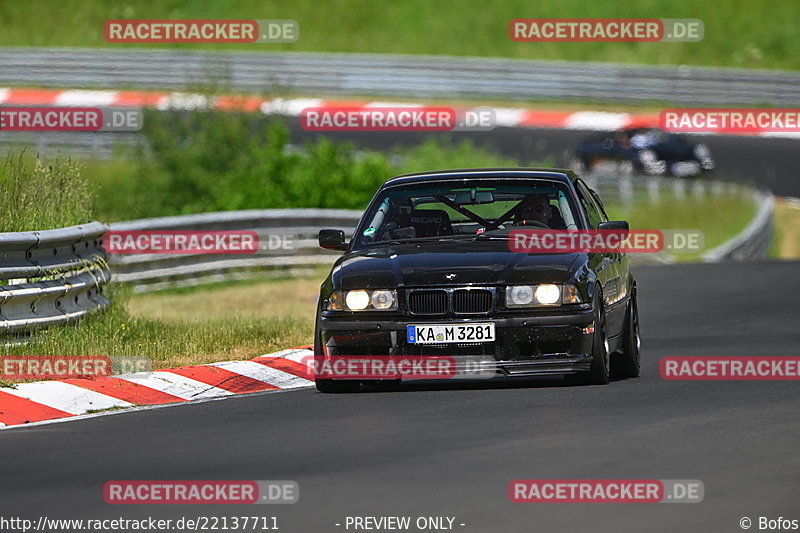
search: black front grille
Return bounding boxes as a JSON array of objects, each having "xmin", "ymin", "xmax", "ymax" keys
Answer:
[
  {"xmin": 409, "ymin": 290, "xmax": 448, "ymax": 314},
  {"xmin": 453, "ymin": 289, "xmax": 493, "ymax": 314}
]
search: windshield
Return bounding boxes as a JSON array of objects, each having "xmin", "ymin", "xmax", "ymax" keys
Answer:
[{"xmin": 353, "ymin": 178, "xmax": 582, "ymax": 249}]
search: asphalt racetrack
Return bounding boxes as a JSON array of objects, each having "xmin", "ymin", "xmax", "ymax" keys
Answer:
[{"xmin": 1, "ymin": 260, "xmax": 798, "ymax": 532}]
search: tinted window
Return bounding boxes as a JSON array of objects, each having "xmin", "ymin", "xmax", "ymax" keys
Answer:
[
  {"xmin": 575, "ymin": 181, "xmax": 604, "ymax": 229},
  {"xmin": 352, "ymin": 178, "xmax": 581, "ymax": 248}
]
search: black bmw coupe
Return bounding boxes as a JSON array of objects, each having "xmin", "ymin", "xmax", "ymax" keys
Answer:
[
  {"xmin": 574, "ymin": 127, "xmax": 715, "ymax": 178},
  {"xmin": 314, "ymin": 168, "xmax": 640, "ymax": 392}
]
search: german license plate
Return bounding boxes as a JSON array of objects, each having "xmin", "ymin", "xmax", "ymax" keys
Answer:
[{"xmin": 407, "ymin": 323, "xmax": 495, "ymax": 344}]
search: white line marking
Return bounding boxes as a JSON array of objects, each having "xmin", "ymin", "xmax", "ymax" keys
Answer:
[
  {"xmin": 0, "ymin": 386, "xmax": 307, "ymax": 431},
  {"xmin": 245, "ymin": 362, "xmax": 314, "ymax": 389},
  {"xmin": 119, "ymin": 371, "xmax": 233, "ymax": 400},
  {"xmin": 55, "ymin": 90, "xmax": 118, "ymax": 107},
  {"xmin": 492, "ymin": 108, "xmax": 526, "ymax": 127},
  {"xmin": 264, "ymin": 98, "xmax": 323, "ymax": 115},
  {"xmin": 211, "ymin": 360, "xmax": 313, "ymax": 388},
  {"xmin": 268, "ymin": 348, "xmax": 314, "ymax": 364},
  {"xmin": 156, "ymin": 92, "xmax": 213, "ymax": 110},
  {"xmin": 565, "ymin": 111, "xmax": 631, "ymax": 131},
  {"xmin": 1, "ymin": 381, "xmax": 132, "ymax": 414},
  {"xmin": 760, "ymin": 131, "xmax": 800, "ymax": 139}
]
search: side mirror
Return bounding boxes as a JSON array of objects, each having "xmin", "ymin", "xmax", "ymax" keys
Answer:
[
  {"xmin": 319, "ymin": 229, "xmax": 347, "ymax": 251},
  {"xmin": 598, "ymin": 220, "xmax": 629, "ymax": 231}
]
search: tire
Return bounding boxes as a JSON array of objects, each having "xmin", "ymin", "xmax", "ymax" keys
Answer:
[
  {"xmin": 566, "ymin": 287, "xmax": 610, "ymax": 386},
  {"xmin": 612, "ymin": 290, "xmax": 641, "ymax": 379},
  {"xmin": 315, "ymin": 378, "xmax": 361, "ymax": 393}
]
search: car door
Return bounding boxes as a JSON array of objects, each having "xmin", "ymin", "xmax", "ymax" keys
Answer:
[
  {"xmin": 575, "ymin": 180, "xmax": 622, "ymax": 314},
  {"xmin": 576, "ymin": 180, "xmax": 628, "ymax": 342}
]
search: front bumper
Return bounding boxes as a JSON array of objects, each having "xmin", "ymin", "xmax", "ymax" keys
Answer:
[{"xmin": 317, "ymin": 307, "xmax": 595, "ymax": 377}]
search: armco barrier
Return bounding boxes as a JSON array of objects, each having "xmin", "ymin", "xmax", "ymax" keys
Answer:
[
  {"xmin": 0, "ymin": 222, "xmax": 110, "ymax": 334},
  {"xmin": 107, "ymin": 208, "xmax": 363, "ymax": 292},
  {"xmin": 0, "ymin": 189, "xmax": 774, "ymax": 333},
  {"xmin": 105, "ymin": 184, "xmax": 774, "ymax": 292},
  {"xmin": 701, "ymin": 191, "xmax": 774, "ymax": 262},
  {"xmin": 1, "ymin": 48, "xmax": 798, "ymax": 106}
]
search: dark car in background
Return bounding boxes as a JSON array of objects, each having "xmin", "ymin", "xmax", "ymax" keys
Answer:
[
  {"xmin": 314, "ymin": 168, "xmax": 641, "ymax": 392},
  {"xmin": 574, "ymin": 127, "xmax": 715, "ymax": 178}
]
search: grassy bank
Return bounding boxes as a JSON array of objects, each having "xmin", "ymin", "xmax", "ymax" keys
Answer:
[
  {"xmin": 771, "ymin": 198, "xmax": 800, "ymax": 259},
  {"xmin": 1, "ymin": 0, "xmax": 798, "ymax": 70},
  {"xmin": 605, "ymin": 189, "xmax": 756, "ymax": 261},
  {"xmin": 0, "ymin": 283, "xmax": 314, "ymax": 378},
  {"xmin": 0, "ymin": 155, "xmax": 93, "ymax": 232}
]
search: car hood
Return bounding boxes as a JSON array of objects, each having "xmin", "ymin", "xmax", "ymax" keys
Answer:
[{"xmin": 334, "ymin": 240, "xmax": 581, "ymax": 289}]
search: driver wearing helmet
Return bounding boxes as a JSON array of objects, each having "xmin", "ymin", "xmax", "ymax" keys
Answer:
[{"xmin": 513, "ymin": 194, "xmax": 553, "ymax": 227}]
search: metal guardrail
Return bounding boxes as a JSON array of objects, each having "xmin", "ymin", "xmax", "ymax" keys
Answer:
[
  {"xmin": 0, "ymin": 132, "xmax": 139, "ymax": 160},
  {"xmin": 585, "ymin": 173, "xmax": 775, "ymax": 264},
  {"xmin": 0, "ymin": 222, "xmax": 110, "ymax": 334},
  {"xmin": 1, "ymin": 47, "xmax": 799, "ymax": 106},
  {"xmin": 108, "ymin": 209, "xmax": 363, "ymax": 292},
  {"xmin": 702, "ymin": 191, "xmax": 774, "ymax": 262}
]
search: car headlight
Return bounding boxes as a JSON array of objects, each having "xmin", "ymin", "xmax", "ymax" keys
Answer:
[
  {"xmin": 507, "ymin": 285, "xmax": 535, "ymax": 306},
  {"xmin": 345, "ymin": 290, "xmax": 370, "ymax": 310},
  {"xmin": 371, "ymin": 290, "xmax": 395, "ymax": 310},
  {"xmin": 328, "ymin": 289, "xmax": 398, "ymax": 311},
  {"xmin": 505, "ymin": 284, "xmax": 582, "ymax": 307},
  {"xmin": 534, "ymin": 284, "xmax": 560, "ymax": 305}
]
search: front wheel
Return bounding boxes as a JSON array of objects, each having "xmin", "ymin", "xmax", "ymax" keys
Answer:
[
  {"xmin": 612, "ymin": 290, "xmax": 641, "ymax": 379},
  {"xmin": 567, "ymin": 288, "xmax": 609, "ymax": 386}
]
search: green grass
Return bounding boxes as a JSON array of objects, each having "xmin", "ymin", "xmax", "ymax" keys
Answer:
[
  {"xmin": 80, "ymin": 112, "xmax": 530, "ymax": 221},
  {"xmin": 0, "ymin": 154, "xmax": 93, "ymax": 232},
  {"xmin": 0, "ymin": 285, "xmax": 313, "ymax": 372},
  {"xmin": 605, "ymin": 189, "xmax": 756, "ymax": 261},
  {"xmin": 0, "ymin": 0, "xmax": 798, "ymax": 69},
  {"xmin": 770, "ymin": 198, "xmax": 800, "ymax": 259}
]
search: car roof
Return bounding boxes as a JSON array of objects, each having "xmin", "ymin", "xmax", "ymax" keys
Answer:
[{"xmin": 382, "ymin": 168, "xmax": 577, "ymax": 188}]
